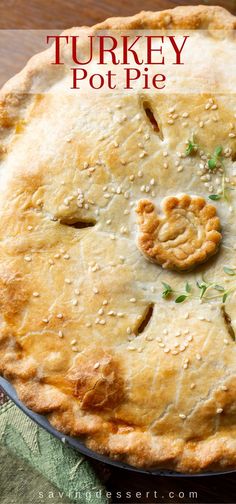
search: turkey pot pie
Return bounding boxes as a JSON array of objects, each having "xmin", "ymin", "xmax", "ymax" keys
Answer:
[{"xmin": 0, "ymin": 5, "xmax": 236, "ymax": 473}]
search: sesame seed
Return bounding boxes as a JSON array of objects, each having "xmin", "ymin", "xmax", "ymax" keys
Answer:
[
  {"xmin": 179, "ymin": 413, "xmax": 186, "ymax": 420},
  {"xmin": 164, "ymin": 348, "xmax": 170, "ymax": 353},
  {"xmin": 42, "ymin": 318, "xmax": 49, "ymax": 323},
  {"xmin": 190, "ymin": 383, "xmax": 196, "ymax": 390},
  {"xmin": 129, "ymin": 298, "xmax": 136, "ymax": 303},
  {"xmin": 27, "ymin": 225, "xmax": 33, "ymax": 231},
  {"xmin": 93, "ymin": 362, "xmax": 100, "ymax": 369},
  {"xmin": 63, "ymin": 254, "xmax": 70, "ymax": 260},
  {"xmin": 33, "ymin": 292, "xmax": 39, "ymax": 297},
  {"xmin": 216, "ymin": 408, "xmax": 223, "ymax": 414},
  {"xmin": 196, "ymin": 353, "xmax": 202, "ymax": 361},
  {"xmin": 128, "ymin": 345, "xmax": 136, "ymax": 351},
  {"xmin": 221, "ymin": 385, "xmax": 228, "ymax": 391},
  {"xmin": 72, "ymin": 346, "xmax": 79, "ymax": 352},
  {"xmin": 99, "ymin": 319, "xmax": 106, "ymax": 325},
  {"xmin": 58, "ymin": 331, "xmax": 64, "ymax": 338},
  {"xmin": 57, "ymin": 313, "xmax": 63, "ymax": 319},
  {"xmin": 24, "ymin": 255, "xmax": 32, "ymax": 262},
  {"xmin": 71, "ymin": 339, "xmax": 77, "ymax": 345},
  {"xmin": 72, "ymin": 299, "xmax": 78, "ymax": 306},
  {"xmin": 93, "ymin": 287, "xmax": 99, "ymax": 294}
]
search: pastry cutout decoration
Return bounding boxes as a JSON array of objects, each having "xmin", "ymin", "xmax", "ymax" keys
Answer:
[{"xmin": 136, "ymin": 195, "xmax": 222, "ymax": 271}]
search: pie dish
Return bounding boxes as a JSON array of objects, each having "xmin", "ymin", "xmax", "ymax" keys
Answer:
[{"xmin": 0, "ymin": 5, "xmax": 236, "ymax": 473}]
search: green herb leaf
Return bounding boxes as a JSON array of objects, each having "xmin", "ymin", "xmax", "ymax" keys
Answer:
[
  {"xmin": 175, "ymin": 295, "xmax": 187, "ymax": 303},
  {"xmin": 208, "ymin": 158, "xmax": 217, "ymax": 170},
  {"xmin": 209, "ymin": 194, "xmax": 221, "ymax": 201},
  {"xmin": 222, "ymin": 292, "xmax": 229, "ymax": 303},
  {"xmin": 214, "ymin": 145, "xmax": 223, "ymax": 158},
  {"xmin": 196, "ymin": 281, "xmax": 203, "ymax": 288},
  {"xmin": 162, "ymin": 282, "xmax": 173, "ymax": 299},
  {"xmin": 213, "ymin": 284, "xmax": 225, "ymax": 292},
  {"xmin": 196, "ymin": 281, "xmax": 208, "ymax": 298},
  {"xmin": 185, "ymin": 282, "xmax": 191, "ymax": 293},
  {"xmin": 223, "ymin": 267, "xmax": 236, "ymax": 276},
  {"xmin": 185, "ymin": 138, "xmax": 198, "ymax": 156}
]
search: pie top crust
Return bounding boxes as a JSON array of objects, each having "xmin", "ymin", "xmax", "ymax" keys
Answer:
[{"xmin": 0, "ymin": 5, "xmax": 236, "ymax": 473}]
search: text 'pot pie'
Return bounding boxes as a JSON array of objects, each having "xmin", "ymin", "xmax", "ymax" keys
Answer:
[{"xmin": 0, "ymin": 5, "xmax": 236, "ymax": 473}]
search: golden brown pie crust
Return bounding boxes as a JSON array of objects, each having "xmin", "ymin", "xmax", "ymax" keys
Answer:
[
  {"xmin": 0, "ymin": 5, "xmax": 236, "ymax": 473},
  {"xmin": 136, "ymin": 195, "xmax": 222, "ymax": 271}
]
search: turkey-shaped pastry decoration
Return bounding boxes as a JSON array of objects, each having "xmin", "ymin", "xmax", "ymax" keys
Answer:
[{"xmin": 136, "ymin": 195, "xmax": 222, "ymax": 271}]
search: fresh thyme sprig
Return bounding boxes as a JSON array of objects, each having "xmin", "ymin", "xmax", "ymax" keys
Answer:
[
  {"xmin": 185, "ymin": 138, "xmax": 233, "ymax": 203},
  {"xmin": 161, "ymin": 282, "xmax": 173, "ymax": 299},
  {"xmin": 185, "ymin": 136, "xmax": 198, "ymax": 156},
  {"xmin": 208, "ymin": 145, "xmax": 223, "ymax": 170},
  {"xmin": 175, "ymin": 282, "xmax": 191, "ymax": 303},
  {"xmin": 161, "ymin": 281, "xmax": 192, "ymax": 303},
  {"xmin": 161, "ymin": 271, "xmax": 235, "ymax": 305},
  {"xmin": 196, "ymin": 280, "xmax": 229, "ymax": 303}
]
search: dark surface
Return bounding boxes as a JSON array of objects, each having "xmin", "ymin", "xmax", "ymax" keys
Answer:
[{"xmin": 1, "ymin": 1, "xmax": 236, "ymax": 502}]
